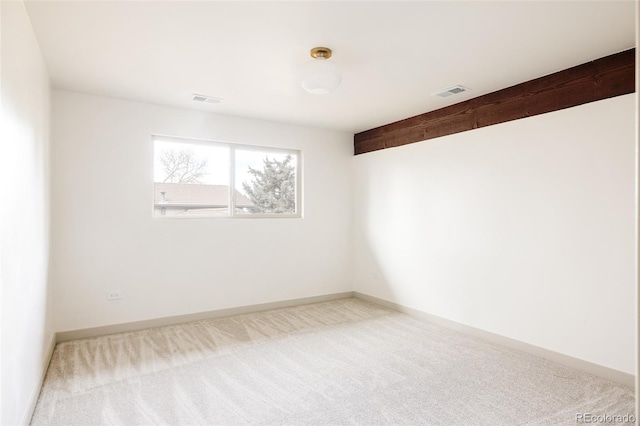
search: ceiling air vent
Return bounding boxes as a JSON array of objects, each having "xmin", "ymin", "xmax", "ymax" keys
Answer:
[
  {"xmin": 191, "ymin": 94, "xmax": 222, "ymax": 104},
  {"xmin": 432, "ymin": 85, "xmax": 469, "ymax": 98}
]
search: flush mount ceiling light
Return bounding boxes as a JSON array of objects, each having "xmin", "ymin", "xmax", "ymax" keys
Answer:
[{"xmin": 300, "ymin": 47, "xmax": 341, "ymax": 95}]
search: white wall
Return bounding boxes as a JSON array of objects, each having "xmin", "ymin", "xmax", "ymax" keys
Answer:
[
  {"xmin": 51, "ymin": 90, "xmax": 353, "ymax": 332},
  {"xmin": 353, "ymin": 94, "xmax": 636, "ymax": 374},
  {"xmin": 0, "ymin": 1, "xmax": 54, "ymax": 424}
]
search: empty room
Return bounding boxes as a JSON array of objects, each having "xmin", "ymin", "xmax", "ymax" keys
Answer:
[{"xmin": 1, "ymin": 0, "xmax": 637, "ymax": 424}]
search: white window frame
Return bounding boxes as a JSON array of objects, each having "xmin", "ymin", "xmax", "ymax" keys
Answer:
[{"xmin": 152, "ymin": 135, "xmax": 302, "ymax": 219}]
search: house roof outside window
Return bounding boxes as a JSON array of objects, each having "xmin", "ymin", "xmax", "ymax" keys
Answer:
[{"xmin": 154, "ymin": 183, "xmax": 253, "ymax": 209}]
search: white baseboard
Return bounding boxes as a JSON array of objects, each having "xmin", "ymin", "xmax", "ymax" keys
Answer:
[
  {"xmin": 22, "ymin": 332, "xmax": 56, "ymax": 425},
  {"xmin": 52, "ymin": 290, "xmax": 633, "ymax": 389},
  {"xmin": 353, "ymin": 292, "xmax": 635, "ymax": 388},
  {"xmin": 56, "ymin": 292, "xmax": 355, "ymax": 342}
]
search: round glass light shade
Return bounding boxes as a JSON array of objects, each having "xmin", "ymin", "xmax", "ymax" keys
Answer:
[{"xmin": 300, "ymin": 58, "xmax": 341, "ymax": 95}]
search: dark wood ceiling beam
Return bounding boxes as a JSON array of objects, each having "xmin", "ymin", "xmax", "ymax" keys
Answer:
[{"xmin": 354, "ymin": 48, "xmax": 635, "ymax": 155}]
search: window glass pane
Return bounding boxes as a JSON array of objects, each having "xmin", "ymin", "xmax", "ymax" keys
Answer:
[
  {"xmin": 235, "ymin": 149, "xmax": 297, "ymax": 215},
  {"xmin": 153, "ymin": 139, "xmax": 229, "ymax": 217}
]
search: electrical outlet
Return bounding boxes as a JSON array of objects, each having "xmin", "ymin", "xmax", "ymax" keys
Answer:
[{"xmin": 107, "ymin": 291, "xmax": 122, "ymax": 300}]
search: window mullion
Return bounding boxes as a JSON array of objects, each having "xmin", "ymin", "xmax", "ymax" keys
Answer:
[{"xmin": 229, "ymin": 146, "xmax": 236, "ymax": 217}]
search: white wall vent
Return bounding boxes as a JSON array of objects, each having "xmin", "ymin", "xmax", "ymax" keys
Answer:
[
  {"xmin": 191, "ymin": 94, "xmax": 223, "ymax": 104},
  {"xmin": 432, "ymin": 85, "xmax": 470, "ymax": 98}
]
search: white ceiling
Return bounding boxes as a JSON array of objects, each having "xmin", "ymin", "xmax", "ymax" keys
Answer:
[{"xmin": 24, "ymin": 1, "xmax": 635, "ymax": 133}]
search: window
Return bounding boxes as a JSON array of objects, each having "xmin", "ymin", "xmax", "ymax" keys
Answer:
[{"xmin": 153, "ymin": 136, "xmax": 300, "ymax": 218}]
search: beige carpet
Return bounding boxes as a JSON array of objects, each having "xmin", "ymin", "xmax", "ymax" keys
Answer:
[{"xmin": 32, "ymin": 298, "xmax": 634, "ymax": 425}]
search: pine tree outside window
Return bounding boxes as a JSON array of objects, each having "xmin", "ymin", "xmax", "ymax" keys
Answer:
[
  {"xmin": 235, "ymin": 150, "xmax": 296, "ymax": 215},
  {"xmin": 153, "ymin": 136, "xmax": 301, "ymax": 218}
]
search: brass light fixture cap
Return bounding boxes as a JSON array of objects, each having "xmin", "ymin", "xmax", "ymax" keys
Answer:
[{"xmin": 310, "ymin": 47, "xmax": 332, "ymax": 59}]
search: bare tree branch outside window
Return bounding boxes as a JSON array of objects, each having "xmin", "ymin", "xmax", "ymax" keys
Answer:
[{"xmin": 159, "ymin": 148, "xmax": 208, "ymax": 184}]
